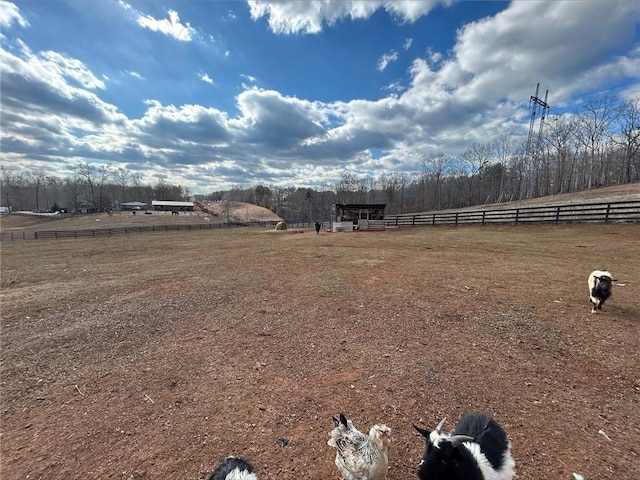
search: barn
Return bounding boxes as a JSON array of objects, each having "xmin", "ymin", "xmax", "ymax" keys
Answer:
[
  {"xmin": 332, "ymin": 203, "xmax": 386, "ymax": 231},
  {"xmin": 151, "ymin": 200, "xmax": 195, "ymax": 212}
]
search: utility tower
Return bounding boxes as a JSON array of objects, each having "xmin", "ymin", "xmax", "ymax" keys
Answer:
[{"xmin": 524, "ymin": 83, "xmax": 550, "ymax": 198}]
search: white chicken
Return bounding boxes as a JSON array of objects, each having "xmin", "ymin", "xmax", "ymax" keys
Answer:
[{"xmin": 327, "ymin": 413, "xmax": 391, "ymax": 480}]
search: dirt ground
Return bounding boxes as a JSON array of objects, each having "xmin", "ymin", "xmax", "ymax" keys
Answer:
[{"xmin": 1, "ymin": 218, "xmax": 639, "ymax": 479}]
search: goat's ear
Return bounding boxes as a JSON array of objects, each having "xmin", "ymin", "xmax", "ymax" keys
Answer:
[
  {"xmin": 332, "ymin": 416, "xmax": 340, "ymax": 427},
  {"xmin": 339, "ymin": 413, "xmax": 348, "ymax": 428},
  {"xmin": 413, "ymin": 424, "xmax": 431, "ymax": 439}
]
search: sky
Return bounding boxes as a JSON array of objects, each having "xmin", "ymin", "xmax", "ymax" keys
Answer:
[{"xmin": 1, "ymin": 0, "xmax": 639, "ymax": 194}]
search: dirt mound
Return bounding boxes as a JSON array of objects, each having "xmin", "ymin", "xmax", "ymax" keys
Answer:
[{"xmin": 201, "ymin": 201, "xmax": 281, "ymax": 222}]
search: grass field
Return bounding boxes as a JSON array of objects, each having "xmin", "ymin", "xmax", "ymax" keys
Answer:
[{"xmin": 1, "ymin": 224, "xmax": 639, "ymax": 479}]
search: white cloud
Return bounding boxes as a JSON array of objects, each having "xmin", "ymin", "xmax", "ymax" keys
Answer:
[
  {"xmin": 248, "ymin": 0, "xmax": 447, "ymax": 34},
  {"xmin": 241, "ymin": 74, "xmax": 257, "ymax": 83},
  {"xmin": 377, "ymin": 50, "xmax": 398, "ymax": 71},
  {"xmin": 136, "ymin": 9, "xmax": 195, "ymax": 41},
  {"xmin": 403, "ymin": 38, "xmax": 413, "ymax": 51},
  {"xmin": 2, "ymin": 0, "xmax": 639, "ymax": 192},
  {"xmin": 0, "ymin": 1, "xmax": 29, "ymax": 28},
  {"xmin": 199, "ymin": 73, "xmax": 214, "ymax": 84},
  {"xmin": 127, "ymin": 70, "xmax": 143, "ymax": 79}
]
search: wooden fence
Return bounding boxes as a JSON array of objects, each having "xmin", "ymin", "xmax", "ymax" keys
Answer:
[
  {"xmin": 384, "ymin": 200, "xmax": 640, "ymax": 227},
  {"xmin": 2, "ymin": 200, "xmax": 639, "ymax": 241},
  {"xmin": 0, "ymin": 220, "xmax": 279, "ymax": 242}
]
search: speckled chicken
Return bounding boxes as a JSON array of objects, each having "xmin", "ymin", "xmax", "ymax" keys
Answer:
[{"xmin": 327, "ymin": 413, "xmax": 391, "ymax": 480}]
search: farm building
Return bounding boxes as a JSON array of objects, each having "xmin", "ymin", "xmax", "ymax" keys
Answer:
[
  {"xmin": 121, "ymin": 201, "xmax": 147, "ymax": 211},
  {"xmin": 151, "ymin": 200, "xmax": 195, "ymax": 212},
  {"xmin": 76, "ymin": 202, "xmax": 97, "ymax": 214},
  {"xmin": 332, "ymin": 203, "xmax": 386, "ymax": 231}
]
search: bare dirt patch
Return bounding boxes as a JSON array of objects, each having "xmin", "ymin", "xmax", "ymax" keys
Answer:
[{"xmin": 1, "ymin": 223, "xmax": 639, "ymax": 480}]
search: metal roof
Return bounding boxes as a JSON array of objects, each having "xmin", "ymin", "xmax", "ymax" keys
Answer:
[
  {"xmin": 334, "ymin": 203, "xmax": 386, "ymax": 209},
  {"xmin": 151, "ymin": 201, "xmax": 194, "ymax": 207}
]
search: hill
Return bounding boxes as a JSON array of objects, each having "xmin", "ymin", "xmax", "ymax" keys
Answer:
[{"xmin": 435, "ymin": 182, "xmax": 639, "ymax": 214}]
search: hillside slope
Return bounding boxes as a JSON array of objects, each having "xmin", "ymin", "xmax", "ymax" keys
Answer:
[{"xmin": 424, "ymin": 182, "xmax": 639, "ymax": 214}]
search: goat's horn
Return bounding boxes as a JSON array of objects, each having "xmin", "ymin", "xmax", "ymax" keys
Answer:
[
  {"xmin": 436, "ymin": 417, "xmax": 447, "ymax": 433},
  {"xmin": 450, "ymin": 435, "xmax": 474, "ymax": 447}
]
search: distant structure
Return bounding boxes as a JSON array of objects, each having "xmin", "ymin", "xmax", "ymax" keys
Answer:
[
  {"xmin": 523, "ymin": 83, "xmax": 550, "ymax": 199},
  {"xmin": 332, "ymin": 204, "xmax": 386, "ymax": 232},
  {"xmin": 151, "ymin": 200, "xmax": 194, "ymax": 213},
  {"xmin": 121, "ymin": 201, "xmax": 147, "ymax": 211}
]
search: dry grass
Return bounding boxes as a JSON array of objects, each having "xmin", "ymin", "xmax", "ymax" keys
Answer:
[{"xmin": 1, "ymin": 224, "xmax": 639, "ymax": 480}]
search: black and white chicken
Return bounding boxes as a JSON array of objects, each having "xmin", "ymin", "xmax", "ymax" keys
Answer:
[
  {"xmin": 327, "ymin": 413, "xmax": 391, "ymax": 480},
  {"xmin": 208, "ymin": 456, "xmax": 258, "ymax": 480}
]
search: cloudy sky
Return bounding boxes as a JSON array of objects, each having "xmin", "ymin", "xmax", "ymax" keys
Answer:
[{"xmin": 1, "ymin": 1, "xmax": 639, "ymax": 193}]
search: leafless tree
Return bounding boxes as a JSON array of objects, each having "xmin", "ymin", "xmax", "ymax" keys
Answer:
[
  {"xmin": 613, "ymin": 98, "xmax": 640, "ymax": 183},
  {"xmin": 70, "ymin": 162, "xmax": 98, "ymax": 207},
  {"xmin": 116, "ymin": 168, "xmax": 130, "ymax": 204},
  {"xmin": 575, "ymin": 97, "xmax": 617, "ymax": 189}
]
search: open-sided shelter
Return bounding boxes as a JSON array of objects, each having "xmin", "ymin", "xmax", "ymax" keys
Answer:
[
  {"xmin": 332, "ymin": 203, "xmax": 386, "ymax": 231},
  {"xmin": 151, "ymin": 200, "xmax": 195, "ymax": 212}
]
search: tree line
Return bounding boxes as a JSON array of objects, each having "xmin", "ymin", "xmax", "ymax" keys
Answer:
[{"xmin": 2, "ymin": 96, "xmax": 638, "ymax": 221}]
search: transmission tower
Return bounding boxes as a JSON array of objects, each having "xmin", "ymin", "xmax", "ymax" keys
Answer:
[{"xmin": 524, "ymin": 83, "xmax": 550, "ymax": 198}]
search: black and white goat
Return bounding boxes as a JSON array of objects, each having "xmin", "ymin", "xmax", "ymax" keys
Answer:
[
  {"xmin": 413, "ymin": 412, "xmax": 515, "ymax": 480},
  {"xmin": 209, "ymin": 456, "xmax": 258, "ymax": 480},
  {"xmin": 588, "ymin": 270, "xmax": 617, "ymax": 313}
]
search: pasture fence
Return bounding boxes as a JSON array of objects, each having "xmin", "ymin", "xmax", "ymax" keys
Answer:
[
  {"xmin": 1, "ymin": 199, "xmax": 639, "ymax": 242},
  {"xmin": 0, "ymin": 220, "xmax": 279, "ymax": 242},
  {"xmin": 384, "ymin": 199, "xmax": 640, "ymax": 228}
]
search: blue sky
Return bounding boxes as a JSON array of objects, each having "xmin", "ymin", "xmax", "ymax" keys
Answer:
[{"xmin": 1, "ymin": 1, "xmax": 639, "ymax": 193}]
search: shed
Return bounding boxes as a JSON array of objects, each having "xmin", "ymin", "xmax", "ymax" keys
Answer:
[
  {"xmin": 332, "ymin": 203, "xmax": 386, "ymax": 231},
  {"xmin": 151, "ymin": 200, "xmax": 195, "ymax": 212},
  {"xmin": 76, "ymin": 202, "xmax": 97, "ymax": 214}
]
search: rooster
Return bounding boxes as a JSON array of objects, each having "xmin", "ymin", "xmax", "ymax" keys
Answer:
[
  {"xmin": 327, "ymin": 413, "xmax": 391, "ymax": 480},
  {"xmin": 208, "ymin": 456, "xmax": 257, "ymax": 480}
]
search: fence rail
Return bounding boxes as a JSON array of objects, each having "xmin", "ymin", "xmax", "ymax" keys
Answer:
[
  {"xmin": 0, "ymin": 220, "xmax": 281, "ymax": 242},
  {"xmin": 2, "ymin": 200, "xmax": 639, "ymax": 241},
  {"xmin": 384, "ymin": 200, "xmax": 640, "ymax": 227}
]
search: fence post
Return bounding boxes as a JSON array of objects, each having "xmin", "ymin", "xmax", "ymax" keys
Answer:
[
  {"xmin": 555, "ymin": 206, "xmax": 561, "ymax": 224},
  {"xmin": 605, "ymin": 203, "xmax": 611, "ymax": 223},
  {"xmin": 515, "ymin": 209, "xmax": 520, "ymax": 225},
  {"xmin": 412, "ymin": 215, "xmax": 416, "ymax": 226},
  {"xmin": 455, "ymin": 213, "xmax": 458, "ymax": 226},
  {"xmin": 482, "ymin": 211, "xmax": 486, "ymax": 226},
  {"xmin": 432, "ymin": 214, "xmax": 436, "ymax": 226}
]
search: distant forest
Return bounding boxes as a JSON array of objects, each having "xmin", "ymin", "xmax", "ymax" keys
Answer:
[{"xmin": 2, "ymin": 96, "xmax": 638, "ymax": 222}]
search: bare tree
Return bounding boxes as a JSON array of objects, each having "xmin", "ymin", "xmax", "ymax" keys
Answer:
[
  {"xmin": 575, "ymin": 97, "xmax": 617, "ymax": 189},
  {"xmin": 70, "ymin": 162, "xmax": 98, "ymax": 207},
  {"xmin": 614, "ymin": 98, "xmax": 640, "ymax": 183},
  {"xmin": 96, "ymin": 165, "xmax": 112, "ymax": 212},
  {"xmin": 28, "ymin": 170, "xmax": 46, "ymax": 211},
  {"xmin": 1, "ymin": 167, "xmax": 14, "ymax": 209},
  {"xmin": 460, "ymin": 142, "xmax": 493, "ymax": 205},
  {"xmin": 116, "ymin": 168, "xmax": 130, "ymax": 204},
  {"xmin": 544, "ymin": 116, "xmax": 578, "ymax": 194}
]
